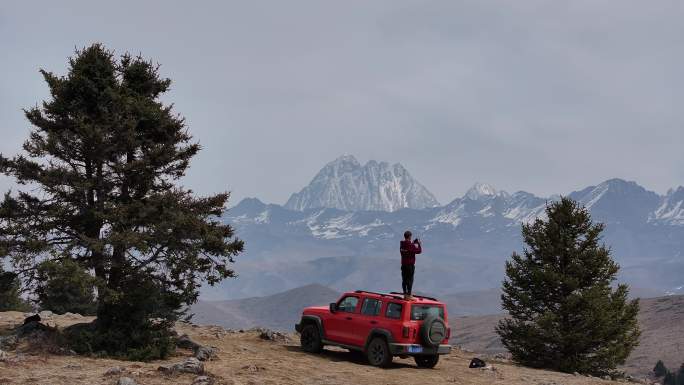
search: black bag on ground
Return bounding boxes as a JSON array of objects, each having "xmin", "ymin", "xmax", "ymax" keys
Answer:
[{"xmin": 469, "ymin": 357, "xmax": 486, "ymax": 368}]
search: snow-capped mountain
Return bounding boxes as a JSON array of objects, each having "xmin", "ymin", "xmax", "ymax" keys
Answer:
[
  {"xmin": 284, "ymin": 155, "xmax": 440, "ymax": 212},
  {"xmin": 217, "ymin": 176, "xmax": 684, "ymax": 300}
]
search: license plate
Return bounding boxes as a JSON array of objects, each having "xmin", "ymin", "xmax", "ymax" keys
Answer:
[{"xmin": 408, "ymin": 345, "xmax": 423, "ymax": 353}]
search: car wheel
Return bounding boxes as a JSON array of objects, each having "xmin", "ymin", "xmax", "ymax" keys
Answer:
[
  {"xmin": 300, "ymin": 324, "xmax": 322, "ymax": 353},
  {"xmin": 414, "ymin": 354, "xmax": 439, "ymax": 368},
  {"xmin": 366, "ymin": 337, "xmax": 392, "ymax": 367}
]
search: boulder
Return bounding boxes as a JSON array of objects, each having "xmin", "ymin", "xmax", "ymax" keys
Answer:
[
  {"xmin": 195, "ymin": 346, "xmax": 216, "ymax": 362},
  {"xmin": 105, "ymin": 366, "xmax": 124, "ymax": 376},
  {"xmin": 23, "ymin": 314, "xmax": 41, "ymax": 325},
  {"xmin": 0, "ymin": 349, "xmax": 8, "ymax": 360},
  {"xmin": 158, "ymin": 357, "xmax": 204, "ymax": 375},
  {"xmin": 258, "ymin": 328, "xmax": 289, "ymax": 342},
  {"xmin": 176, "ymin": 334, "xmax": 202, "ymax": 351},
  {"xmin": 117, "ymin": 377, "xmax": 137, "ymax": 385},
  {"xmin": 0, "ymin": 335, "xmax": 18, "ymax": 350},
  {"xmin": 192, "ymin": 376, "xmax": 215, "ymax": 385},
  {"xmin": 38, "ymin": 310, "xmax": 53, "ymax": 319}
]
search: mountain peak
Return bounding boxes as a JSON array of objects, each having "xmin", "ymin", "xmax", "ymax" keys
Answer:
[
  {"xmin": 465, "ymin": 182, "xmax": 501, "ymax": 200},
  {"xmin": 284, "ymin": 155, "xmax": 440, "ymax": 212}
]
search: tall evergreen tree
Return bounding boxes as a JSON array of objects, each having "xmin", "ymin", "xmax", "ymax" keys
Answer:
[
  {"xmin": 495, "ymin": 197, "xmax": 640, "ymax": 376},
  {"xmin": 0, "ymin": 44, "xmax": 243, "ymax": 357}
]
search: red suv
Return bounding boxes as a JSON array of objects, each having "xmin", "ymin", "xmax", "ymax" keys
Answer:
[{"xmin": 295, "ymin": 290, "xmax": 452, "ymax": 368}]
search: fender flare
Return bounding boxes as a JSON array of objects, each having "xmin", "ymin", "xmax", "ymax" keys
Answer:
[
  {"xmin": 300, "ymin": 315, "xmax": 325, "ymax": 339},
  {"xmin": 363, "ymin": 328, "xmax": 394, "ymax": 351}
]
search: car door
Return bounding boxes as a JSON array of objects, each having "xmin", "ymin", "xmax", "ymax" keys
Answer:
[
  {"xmin": 324, "ymin": 295, "xmax": 360, "ymax": 345},
  {"xmin": 351, "ymin": 297, "xmax": 383, "ymax": 347}
]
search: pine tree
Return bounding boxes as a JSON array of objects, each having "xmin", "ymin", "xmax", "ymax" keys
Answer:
[
  {"xmin": 495, "ymin": 197, "xmax": 641, "ymax": 376},
  {"xmin": 664, "ymin": 371, "xmax": 676, "ymax": 385},
  {"xmin": 655, "ymin": 360, "xmax": 669, "ymax": 377},
  {"xmin": 676, "ymin": 363, "xmax": 684, "ymax": 385},
  {"xmin": 35, "ymin": 259, "xmax": 97, "ymax": 315},
  {"xmin": 0, "ymin": 44, "xmax": 243, "ymax": 358},
  {"xmin": 0, "ymin": 267, "xmax": 31, "ymax": 312}
]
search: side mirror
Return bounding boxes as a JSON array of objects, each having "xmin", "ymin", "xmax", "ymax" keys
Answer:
[{"xmin": 329, "ymin": 302, "xmax": 337, "ymax": 313}]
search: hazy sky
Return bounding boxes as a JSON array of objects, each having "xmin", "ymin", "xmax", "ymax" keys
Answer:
[{"xmin": 1, "ymin": 1, "xmax": 683, "ymax": 205}]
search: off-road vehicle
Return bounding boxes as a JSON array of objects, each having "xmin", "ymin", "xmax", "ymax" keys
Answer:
[{"xmin": 295, "ymin": 290, "xmax": 451, "ymax": 368}]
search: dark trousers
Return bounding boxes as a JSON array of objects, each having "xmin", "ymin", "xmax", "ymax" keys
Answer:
[{"xmin": 401, "ymin": 264, "xmax": 415, "ymax": 295}]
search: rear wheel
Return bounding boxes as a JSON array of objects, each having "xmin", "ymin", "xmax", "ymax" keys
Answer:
[
  {"xmin": 414, "ymin": 354, "xmax": 439, "ymax": 368},
  {"xmin": 366, "ymin": 337, "xmax": 392, "ymax": 367},
  {"xmin": 300, "ymin": 324, "xmax": 322, "ymax": 353}
]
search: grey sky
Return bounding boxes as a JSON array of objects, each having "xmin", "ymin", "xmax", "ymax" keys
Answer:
[{"xmin": 1, "ymin": 1, "xmax": 683, "ymax": 206}]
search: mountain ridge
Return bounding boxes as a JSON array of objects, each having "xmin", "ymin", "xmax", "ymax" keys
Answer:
[{"xmin": 284, "ymin": 155, "xmax": 440, "ymax": 212}]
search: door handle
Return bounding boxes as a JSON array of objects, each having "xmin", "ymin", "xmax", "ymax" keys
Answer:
[
  {"xmin": 345, "ymin": 317, "xmax": 353, "ymax": 321},
  {"xmin": 370, "ymin": 320, "xmax": 378, "ymax": 325}
]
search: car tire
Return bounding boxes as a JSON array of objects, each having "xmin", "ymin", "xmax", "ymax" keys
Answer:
[
  {"xmin": 414, "ymin": 354, "xmax": 439, "ymax": 368},
  {"xmin": 300, "ymin": 324, "xmax": 323, "ymax": 353},
  {"xmin": 366, "ymin": 337, "xmax": 392, "ymax": 367},
  {"xmin": 420, "ymin": 315, "xmax": 447, "ymax": 348}
]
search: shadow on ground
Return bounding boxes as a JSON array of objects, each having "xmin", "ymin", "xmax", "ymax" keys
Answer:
[{"xmin": 282, "ymin": 345, "xmax": 426, "ymax": 370}]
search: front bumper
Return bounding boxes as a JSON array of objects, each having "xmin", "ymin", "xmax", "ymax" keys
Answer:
[{"xmin": 389, "ymin": 343, "xmax": 452, "ymax": 355}]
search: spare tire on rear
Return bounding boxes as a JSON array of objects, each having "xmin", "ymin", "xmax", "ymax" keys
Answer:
[{"xmin": 419, "ymin": 315, "xmax": 447, "ymax": 348}]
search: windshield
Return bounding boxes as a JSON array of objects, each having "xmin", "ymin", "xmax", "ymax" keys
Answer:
[{"xmin": 410, "ymin": 304, "xmax": 444, "ymax": 320}]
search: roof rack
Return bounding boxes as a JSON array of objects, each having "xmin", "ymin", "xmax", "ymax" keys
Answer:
[
  {"xmin": 388, "ymin": 291, "xmax": 438, "ymax": 301},
  {"xmin": 354, "ymin": 290, "xmax": 404, "ymax": 300}
]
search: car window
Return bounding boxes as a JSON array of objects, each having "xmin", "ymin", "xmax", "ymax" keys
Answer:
[
  {"xmin": 361, "ymin": 298, "xmax": 382, "ymax": 316},
  {"xmin": 385, "ymin": 302, "xmax": 403, "ymax": 319},
  {"xmin": 410, "ymin": 304, "xmax": 444, "ymax": 320},
  {"xmin": 337, "ymin": 296, "xmax": 359, "ymax": 313}
]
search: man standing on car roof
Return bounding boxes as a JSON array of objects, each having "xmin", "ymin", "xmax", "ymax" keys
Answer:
[{"xmin": 400, "ymin": 230, "xmax": 422, "ymax": 300}]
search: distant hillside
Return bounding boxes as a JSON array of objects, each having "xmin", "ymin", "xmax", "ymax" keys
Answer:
[
  {"xmin": 450, "ymin": 295, "xmax": 684, "ymax": 377},
  {"xmin": 191, "ymin": 283, "xmax": 340, "ymax": 330}
]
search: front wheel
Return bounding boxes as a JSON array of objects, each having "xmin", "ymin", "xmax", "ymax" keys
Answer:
[
  {"xmin": 366, "ymin": 337, "xmax": 392, "ymax": 367},
  {"xmin": 300, "ymin": 324, "xmax": 322, "ymax": 353},
  {"xmin": 414, "ymin": 354, "xmax": 439, "ymax": 368}
]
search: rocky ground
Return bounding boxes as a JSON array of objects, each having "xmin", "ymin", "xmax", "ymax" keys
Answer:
[{"xmin": 0, "ymin": 311, "xmax": 660, "ymax": 385}]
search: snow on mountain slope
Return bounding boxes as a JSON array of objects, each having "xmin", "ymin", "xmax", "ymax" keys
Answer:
[
  {"xmin": 650, "ymin": 186, "xmax": 684, "ymax": 225},
  {"xmin": 284, "ymin": 155, "xmax": 440, "ymax": 212}
]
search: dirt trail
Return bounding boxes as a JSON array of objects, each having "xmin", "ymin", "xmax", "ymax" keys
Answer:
[{"xmin": 0, "ymin": 312, "xmax": 648, "ymax": 385}]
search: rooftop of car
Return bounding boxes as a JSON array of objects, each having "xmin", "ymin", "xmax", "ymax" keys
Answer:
[{"xmin": 348, "ymin": 290, "xmax": 444, "ymax": 305}]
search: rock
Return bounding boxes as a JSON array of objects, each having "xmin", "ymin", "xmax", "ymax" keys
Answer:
[
  {"xmin": 158, "ymin": 357, "xmax": 204, "ymax": 375},
  {"xmin": 241, "ymin": 364, "xmax": 264, "ymax": 373},
  {"xmin": 38, "ymin": 310, "xmax": 53, "ymax": 318},
  {"xmin": 0, "ymin": 335, "xmax": 18, "ymax": 349},
  {"xmin": 105, "ymin": 366, "xmax": 124, "ymax": 376},
  {"xmin": 602, "ymin": 375, "xmax": 612, "ymax": 381},
  {"xmin": 64, "ymin": 364, "xmax": 82, "ymax": 369},
  {"xmin": 193, "ymin": 376, "xmax": 215, "ymax": 385},
  {"xmin": 117, "ymin": 377, "xmax": 137, "ymax": 385},
  {"xmin": 0, "ymin": 349, "xmax": 8, "ymax": 360},
  {"xmin": 195, "ymin": 346, "xmax": 216, "ymax": 361},
  {"xmin": 23, "ymin": 314, "xmax": 41, "ymax": 325},
  {"xmin": 573, "ymin": 372, "xmax": 580, "ymax": 376},
  {"xmin": 176, "ymin": 334, "xmax": 202, "ymax": 351},
  {"xmin": 258, "ymin": 329, "xmax": 289, "ymax": 342}
]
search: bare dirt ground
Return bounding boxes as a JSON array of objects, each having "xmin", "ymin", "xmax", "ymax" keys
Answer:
[{"xmin": 0, "ymin": 311, "xmax": 650, "ymax": 385}]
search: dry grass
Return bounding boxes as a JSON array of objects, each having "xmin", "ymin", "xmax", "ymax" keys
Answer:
[{"xmin": 0, "ymin": 311, "xmax": 643, "ymax": 385}]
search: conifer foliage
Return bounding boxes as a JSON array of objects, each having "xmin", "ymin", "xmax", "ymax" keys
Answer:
[
  {"xmin": 496, "ymin": 197, "xmax": 640, "ymax": 376},
  {"xmin": 0, "ymin": 44, "xmax": 243, "ymax": 358}
]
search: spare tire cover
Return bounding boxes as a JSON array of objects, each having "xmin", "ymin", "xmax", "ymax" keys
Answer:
[{"xmin": 420, "ymin": 315, "xmax": 447, "ymax": 347}]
